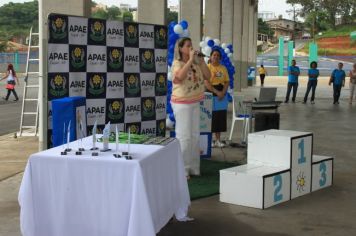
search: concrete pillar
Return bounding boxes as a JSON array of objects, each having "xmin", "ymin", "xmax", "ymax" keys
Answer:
[
  {"xmin": 240, "ymin": 0, "xmax": 249, "ymax": 89},
  {"xmin": 248, "ymin": 1, "xmax": 255, "ymax": 66},
  {"xmin": 138, "ymin": 0, "xmax": 167, "ymax": 25},
  {"xmin": 232, "ymin": 0, "xmax": 243, "ymax": 91},
  {"xmin": 179, "ymin": 0, "xmax": 203, "ymax": 49},
  {"xmin": 221, "ymin": 0, "xmax": 234, "ymax": 44},
  {"xmin": 39, "ymin": 0, "xmax": 90, "ymax": 150},
  {"xmin": 205, "ymin": 0, "xmax": 221, "ymax": 39}
]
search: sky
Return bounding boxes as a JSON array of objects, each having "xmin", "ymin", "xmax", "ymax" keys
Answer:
[{"xmin": 0, "ymin": 0, "xmax": 298, "ymax": 20}]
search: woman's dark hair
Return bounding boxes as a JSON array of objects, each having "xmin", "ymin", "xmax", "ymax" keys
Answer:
[
  {"xmin": 177, "ymin": 37, "xmax": 192, "ymax": 60},
  {"xmin": 210, "ymin": 49, "xmax": 221, "ymax": 58},
  {"xmin": 261, "ymin": 65, "xmax": 264, "ymax": 68},
  {"xmin": 310, "ymin": 61, "xmax": 317, "ymax": 68},
  {"xmin": 7, "ymin": 64, "xmax": 16, "ymax": 77}
]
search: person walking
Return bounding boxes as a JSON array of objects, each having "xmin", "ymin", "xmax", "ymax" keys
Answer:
[
  {"xmin": 303, "ymin": 61, "xmax": 319, "ymax": 104},
  {"xmin": 348, "ymin": 63, "xmax": 356, "ymax": 105},
  {"xmin": 206, "ymin": 49, "xmax": 229, "ymax": 148},
  {"xmin": 171, "ymin": 37, "xmax": 211, "ymax": 178},
  {"xmin": 0, "ymin": 64, "xmax": 19, "ymax": 101},
  {"xmin": 258, "ymin": 64, "xmax": 267, "ymax": 87},
  {"xmin": 329, "ymin": 62, "xmax": 346, "ymax": 105},
  {"xmin": 285, "ymin": 59, "xmax": 300, "ymax": 103}
]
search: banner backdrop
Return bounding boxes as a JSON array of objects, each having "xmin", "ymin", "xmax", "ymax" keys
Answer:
[{"xmin": 47, "ymin": 14, "xmax": 168, "ymax": 147}]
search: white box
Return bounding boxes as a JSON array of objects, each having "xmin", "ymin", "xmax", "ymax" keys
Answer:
[
  {"xmin": 248, "ymin": 130, "xmax": 312, "ymax": 199},
  {"xmin": 312, "ymin": 155, "xmax": 333, "ymax": 192},
  {"xmin": 220, "ymin": 164, "xmax": 290, "ymax": 209}
]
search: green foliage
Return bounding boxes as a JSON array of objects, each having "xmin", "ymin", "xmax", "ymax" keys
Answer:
[
  {"xmin": 0, "ymin": 0, "xmax": 38, "ymax": 45},
  {"xmin": 122, "ymin": 11, "xmax": 133, "ymax": 22},
  {"xmin": 258, "ymin": 18, "xmax": 274, "ymax": 38},
  {"xmin": 107, "ymin": 6, "xmax": 121, "ymax": 20},
  {"xmin": 317, "ymin": 24, "xmax": 356, "ymax": 38},
  {"xmin": 91, "ymin": 8, "xmax": 108, "ymax": 19},
  {"xmin": 166, "ymin": 9, "xmax": 178, "ymax": 25}
]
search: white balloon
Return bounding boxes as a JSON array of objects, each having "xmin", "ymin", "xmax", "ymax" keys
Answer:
[
  {"xmin": 224, "ymin": 48, "xmax": 230, "ymax": 54},
  {"xmin": 167, "ymin": 72, "xmax": 172, "ymax": 81},
  {"xmin": 204, "ymin": 57, "xmax": 209, "ymax": 64},
  {"xmin": 204, "ymin": 36, "xmax": 211, "ymax": 43},
  {"xmin": 221, "ymin": 43, "xmax": 227, "ymax": 49},
  {"xmin": 173, "ymin": 24, "xmax": 184, "ymax": 35},
  {"xmin": 228, "ymin": 53, "xmax": 233, "ymax": 58},
  {"xmin": 181, "ymin": 29, "xmax": 190, "ymax": 37},
  {"xmin": 213, "ymin": 39, "xmax": 220, "ymax": 46},
  {"xmin": 204, "ymin": 46, "xmax": 212, "ymax": 55},
  {"xmin": 199, "ymin": 41, "xmax": 206, "ymax": 48},
  {"xmin": 166, "ymin": 117, "xmax": 175, "ymax": 129}
]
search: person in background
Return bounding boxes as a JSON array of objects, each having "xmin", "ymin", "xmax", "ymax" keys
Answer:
[
  {"xmin": 285, "ymin": 59, "xmax": 300, "ymax": 103},
  {"xmin": 303, "ymin": 61, "xmax": 319, "ymax": 104},
  {"xmin": 0, "ymin": 64, "xmax": 19, "ymax": 101},
  {"xmin": 348, "ymin": 63, "xmax": 356, "ymax": 105},
  {"xmin": 171, "ymin": 37, "xmax": 211, "ymax": 178},
  {"xmin": 329, "ymin": 62, "xmax": 346, "ymax": 105},
  {"xmin": 258, "ymin": 64, "xmax": 267, "ymax": 87},
  {"xmin": 205, "ymin": 49, "xmax": 229, "ymax": 148}
]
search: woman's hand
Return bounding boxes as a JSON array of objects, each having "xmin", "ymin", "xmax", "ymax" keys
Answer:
[{"xmin": 189, "ymin": 49, "xmax": 195, "ymax": 63}]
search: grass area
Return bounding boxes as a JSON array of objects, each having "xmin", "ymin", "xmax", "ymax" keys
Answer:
[
  {"xmin": 299, "ymin": 42, "xmax": 356, "ymax": 56},
  {"xmin": 316, "ymin": 24, "xmax": 356, "ymax": 38},
  {"xmin": 188, "ymin": 159, "xmax": 241, "ymax": 200}
]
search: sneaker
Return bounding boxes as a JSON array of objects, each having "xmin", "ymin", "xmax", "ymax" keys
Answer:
[
  {"xmin": 311, "ymin": 101, "xmax": 315, "ymax": 104},
  {"xmin": 284, "ymin": 100, "xmax": 289, "ymax": 103},
  {"xmin": 302, "ymin": 101, "xmax": 306, "ymax": 104},
  {"xmin": 13, "ymin": 99, "xmax": 18, "ymax": 102},
  {"xmin": 211, "ymin": 140, "xmax": 217, "ymax": 148},
  {"xmin": 216, "ymin": 140, "xmax": 226, "ymax": 148},
  {"xmin": 2, "ymin": 97, "xmax": 7, "ymax": 101}
]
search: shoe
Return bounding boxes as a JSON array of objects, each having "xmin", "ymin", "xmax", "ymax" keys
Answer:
[
  {"xmin": 211, "ymin": 140, "xmax": 217, "ymax": 148},
  {"xmin": 302, "ymin": 101, "xmax": 306, "ymax": 104},
  {"xmin": 284, "ymin": 100, "xmax": 289, "ymax": 103},
  {"xmin": 311, "ymin": 101, "xmax": 315, "ymax": 104},
  {"xmin": 216, "ymin": 140, "xmax": 226, "ymax": 148},
  {"xmin": 2, "ymin": 97, "xmax": 7, "ymax": 101},
  {"xmin": 292, "ymin": 100, "xmax": 295, "ymax": 103},
  {"xmin": 13, "ymin": 99, "xmax": 18, "ymax": 102},
  {"xmin": 337, "ymin": 101, "xmax": 340, "ymax": 104}
]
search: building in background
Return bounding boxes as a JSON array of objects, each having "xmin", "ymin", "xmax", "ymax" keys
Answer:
[{"xmin": 266, "ymin": 17, "xmax": 303, "ymax": 42}]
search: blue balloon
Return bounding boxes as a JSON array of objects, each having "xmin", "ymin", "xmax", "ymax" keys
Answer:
[
  {"xmin": 207, "ymin": 40, "xmax": 214, "ymax": 47},
  {"xmin": 169, "ymin": 113, "xmax": 175, "ymax": 122},
  {"xmin": 180, "ymin": 20, "xmax": 189, "ymax": 30}
]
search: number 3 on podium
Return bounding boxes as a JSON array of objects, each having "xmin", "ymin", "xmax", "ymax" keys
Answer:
[{"xmin": 319, "ymin": 162, "xmax": 327, "ymax": 187}]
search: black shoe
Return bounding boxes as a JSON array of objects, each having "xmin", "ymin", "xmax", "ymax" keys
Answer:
[
  {"xmin": 292, "ymin": 100, "xmax": 296, "ymax": 103},
  {"xmin": 2, "ymin": 97, "xmax": 7, "ymax": 101},
  {"xmin": 302, "ymin": 101, "xmax": 306, "ymax": 104},
  {"xmin": 311, "ymin": 101, "xmax": 315, "ymax": 104},
  {"xmin": 13, "ymin": 99, "xmax": 18, "ymax": 102},
  {"xmin": 284, "ymin": 100, "xmax": 289, "ymax": 103}
]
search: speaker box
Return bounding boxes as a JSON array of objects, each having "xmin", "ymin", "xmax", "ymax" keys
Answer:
[{"xmin": 254, "ymin": 112, "xmax": 280, "ymax": 132}]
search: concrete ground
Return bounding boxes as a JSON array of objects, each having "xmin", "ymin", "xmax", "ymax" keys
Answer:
[{"xmin": 1, "ymin": 77, "xmax": 356, "ymax": 235}]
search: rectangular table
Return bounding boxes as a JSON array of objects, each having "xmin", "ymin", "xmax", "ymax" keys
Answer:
[{"xmin": 19, "ymin": 137, "xmax": 190, "ymax": 236}]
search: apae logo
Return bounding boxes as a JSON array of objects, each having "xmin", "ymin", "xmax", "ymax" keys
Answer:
[
  {"xmin": 108, "ymin": 48, "xmax": 123, "ymax": 70},
  {"xmin": 142, "ymin": 98, "xmax": 155, "ymax": 119},
  {"xmin": 125, "ymin": 24, "xmax": 138, "ymax": 44},
  {"xmin": 155, "ymin": 27, "xmax": 167, "ymax": 47},
  {"xmin": 88, "ymin": 74, "xmax": 105, "ymax": 96},
  {"xmin": 127, "ymin": 124, "xmax": 140, "ymax": 134},
  {"xmin": 50, "ymin": 17, "xmax": 67, "ymax": 40},
  {"xmin": 157, "ymin": 120, "xmax": 166, "ymax": 136},
  {"xmin": 126, "ymin": 74, "xmax": 140, "ymax": 96},
  {"xmin": 108, "ymin": 100, "xmax": 124, "ymax": 121},
  {"xmin": 70, "ymin": 47, "xmax": 85, "ymax": 69},
  {"xmin": 141, "ymin": 50, "xmax": 154, "ymax": 70},
  {"xmin": 155, "ymin": 74, "xmax": 167, "ymax": 94},
  {"xmin": 69, "ymin": 24, "xmax": 87, "ymax": 33},
  {"xmin": 49, "ymin": 74, "xmax": 68, "ymax": 97},
  {"xmin": 90, "ymin": 21, "xmax": 105, "ymax": 42}
]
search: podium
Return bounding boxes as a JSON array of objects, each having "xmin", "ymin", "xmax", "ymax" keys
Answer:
[
  {"xmin": 220, "ymin": 129, "xmax": 333, "ymax": 209},
  {"xmin": 52, "ymin": 96, "xmax": 86, "ymax": 147}
]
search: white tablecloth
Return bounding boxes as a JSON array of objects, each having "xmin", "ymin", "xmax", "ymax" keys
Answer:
[{"xmin": 18, "ymin": 137, "xmax": 190, "ymax": 236}]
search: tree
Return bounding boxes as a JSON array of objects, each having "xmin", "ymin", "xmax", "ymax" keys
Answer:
[
  {"xmin": 258, "ymin": 18, "xmax": 275, "ymax": 38},
  {"xmin": 91, "ymin": 8, "xmax": 108, "ymax": 19},
  {"xmin": 166, "ymin": 9, "xmax": 178, "ymax": 25},
  {"xmin": 107, "ymin": 6, "xmax": 121, "ymax": 20},
  {"xmin": 122, "ymin": 11, "xmax": 133, "ymax": 22}
]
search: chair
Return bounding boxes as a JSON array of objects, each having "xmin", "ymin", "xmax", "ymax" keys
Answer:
[{"xmin": 229, "ymin": 95, "xmax": 251, "ymax": 143}]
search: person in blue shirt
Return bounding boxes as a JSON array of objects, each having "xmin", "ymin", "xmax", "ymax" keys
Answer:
[
  {"xmin": 303, "ymin": 61, "xmax": 319, "ymax": 104},
  {"xmin": 329, "ymin": 62, "xmax": 346, "ymax": 104},
  {"xmin": 285, "ymin": 59, "xmax": 300, "ymax": 103}
]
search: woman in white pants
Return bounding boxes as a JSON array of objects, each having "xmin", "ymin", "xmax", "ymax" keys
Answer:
[
  {"xmin": 171, "ymin": 37, "xmax": 211, "ymax": 178},
  {"xmin": 349, "ymin": 63, "xmax": 356, "ymax": 104}
]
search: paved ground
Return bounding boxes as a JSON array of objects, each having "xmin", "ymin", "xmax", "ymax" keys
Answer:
[{"xmin": 1, "ymin": 78, "xmax": 356, "ymax": 235}]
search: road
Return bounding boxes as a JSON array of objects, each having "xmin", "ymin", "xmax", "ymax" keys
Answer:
[{"xmin": 258, "ymin": 40, "xmax": 355, "ymax": 76}]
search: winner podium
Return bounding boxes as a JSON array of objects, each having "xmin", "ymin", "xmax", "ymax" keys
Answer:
[{"xmin": 220, "ymin": 130, "xmax": 333, "ymax": 209}]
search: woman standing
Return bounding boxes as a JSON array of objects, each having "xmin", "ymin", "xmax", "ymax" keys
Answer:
[
  {"xmin": 303, "ymin": 61, "xmax": 319, "ymax": 104},
  {"xmin": 206, "ymin": 49, "xmax": 229, "ymax": 148},
  {"xmin": 349, "ymin": 63, "xmax": 356, "ymax": 104},
  {"xmin": 171, "ymin": 37, "xmax": 211, "ymax": 178},
  {"xmin": 1, "ymin": 64, "xmax": 19, "ymax": 101},
  {"xmin": 258, "ymin": 65, "xmax": 267, "ymax": 87}
]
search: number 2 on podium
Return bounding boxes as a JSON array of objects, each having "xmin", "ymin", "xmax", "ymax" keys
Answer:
[
  {"xmin": 319, "ymin": 162, "xmax": 327, "ymax": 187},
  {"xmin": 274, "ymin": 175, "xmax": 283, "ymax": 202},
  {"xmin": 298, "ymin": 139, "xmax": 306, "ymax": 164}
]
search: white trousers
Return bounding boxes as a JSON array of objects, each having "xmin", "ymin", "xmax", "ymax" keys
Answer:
[
  {"xmin": 350, "ymin": 83, "xmax": 356, "ymax": 100},
  {"xmin": 172, "ymin": 102, "xmax": 200, "ymax": 176}
]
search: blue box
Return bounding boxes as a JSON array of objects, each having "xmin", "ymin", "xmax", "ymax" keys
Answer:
[{"xmin": 52, "ymin": 96, "xmax": 86, "ymax": 147}]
